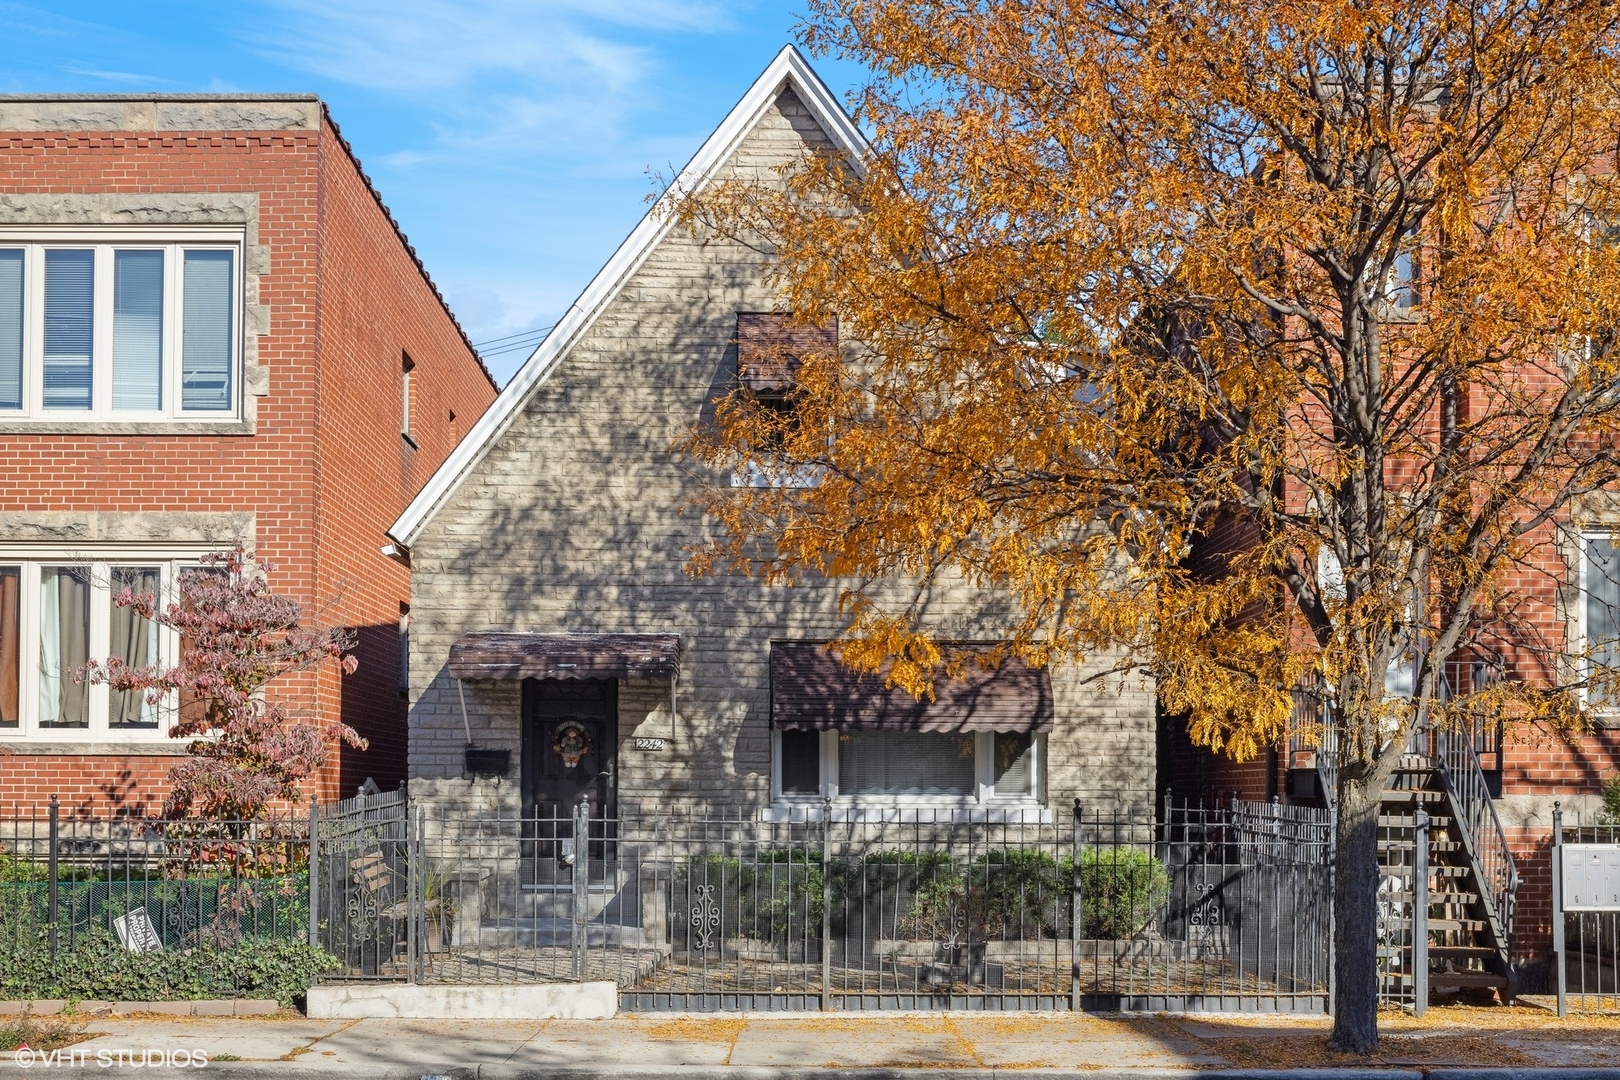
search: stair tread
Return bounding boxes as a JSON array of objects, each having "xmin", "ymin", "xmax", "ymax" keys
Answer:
[
  {"xmin": 1387, "ymin": 972, "xmax": 1508, "ymax": 988},
  {"xmin": 1386, "ymin": 918, "xmax": 1490, "ymax": 931},
  {"xmin": 1380, "ymin": 816, "xmax": 1452, "ymax": 827},
  {"xmin": 1382, "ymin": 865, "xmax": 1472, "ymax": 877}
]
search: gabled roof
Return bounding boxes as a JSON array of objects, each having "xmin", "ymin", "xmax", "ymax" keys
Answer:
[{"xmin": 386, "ymin": 45, "xmax": 865, "ymax": 549}]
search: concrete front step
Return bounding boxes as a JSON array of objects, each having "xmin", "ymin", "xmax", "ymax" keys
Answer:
[{"xmin": 474, "ymin": 917, "xmax": 653, "ymax": 948}]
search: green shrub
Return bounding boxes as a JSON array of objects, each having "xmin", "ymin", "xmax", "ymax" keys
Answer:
[
  {"xmin": 673, "ymin": 852, "xmax": 824, "ymax": 946},
  {"xmin": 0, "ymin": 932, "xmax": 337, "ymax": 1007},
  {"xmin": 1079, "ymin": 848, "xmax": 1169, "ymax": 939},
  {"xmin": 1601, "ymin": 774, "xmax": 1620, "ymax": 824}
]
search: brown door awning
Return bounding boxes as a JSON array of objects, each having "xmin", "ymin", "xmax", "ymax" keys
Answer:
[
  {"xmin": 448, "ymin": 633, "xmax": 682, "ymax": 681},
  {"xmin": 771, "ymin": 642, "xmax": 1053, "ymax": 733}
]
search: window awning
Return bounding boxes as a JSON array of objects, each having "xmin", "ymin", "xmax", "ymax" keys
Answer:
[
  {"xmin": 448, "ymin": 633, "xmax": 682, "ymax": 681},
  {"xmin": 736, "ymin": 313, "xmax": 837, "ymax": 392},
  {"xmin": 771, "ymin": 642, "xmax": 1053, "ymax": 734}
]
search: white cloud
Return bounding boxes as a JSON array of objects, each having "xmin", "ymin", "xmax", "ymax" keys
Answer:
[{"xmin": 254, "ymin": 0, "xmax": 735, "ymax": 155}]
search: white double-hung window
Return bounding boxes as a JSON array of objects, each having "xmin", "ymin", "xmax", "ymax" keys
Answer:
[
  {"xmin": 0, "ymin": 229, "xmax": 240, "ymax": 421},
  {"xmin": 1583, "ymin": 533, "xmax": 1620, "ymax": 709},
  {"xmin": 0, "ymin": 552, "xmax": 203, "ymax": 743}
]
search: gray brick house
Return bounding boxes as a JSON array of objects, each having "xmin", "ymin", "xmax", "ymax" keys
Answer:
[{"xmin": 387, "ymin": 48, "xmax": 1157, "ymax": 824}]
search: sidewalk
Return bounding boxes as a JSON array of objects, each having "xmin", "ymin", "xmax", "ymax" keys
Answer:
[{"xmin": 4, "ymin": 1004, "xmax": 1620, "ymax": 1076}]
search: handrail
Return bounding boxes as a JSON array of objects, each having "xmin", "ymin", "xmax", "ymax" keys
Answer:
[
  {"xmin": 1428, "ymin": 658, "xmax": 1518, "ymax": 948},
  {"xmin": 1432, "ymin": 723, "xmax": 1519, "ymax": 948},
  {"xmin": 1289, "ymin": 680, "xmax": 1339, "ymax": 811}
]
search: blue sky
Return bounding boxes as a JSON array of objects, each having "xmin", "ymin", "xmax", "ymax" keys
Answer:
[{"xmin": 0, "ymin": 1, "xmax": 867, "ymax": 384}]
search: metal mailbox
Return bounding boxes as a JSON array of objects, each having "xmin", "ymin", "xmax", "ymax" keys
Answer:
[{"xmin": 1563, "ymin": 844, "xmax": 1620, "ymax": 911}]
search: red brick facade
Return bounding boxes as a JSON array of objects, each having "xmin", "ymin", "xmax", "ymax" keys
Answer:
[{"xmin": 0, "ymin": 97, "xmax": 496, "ymax": 814}]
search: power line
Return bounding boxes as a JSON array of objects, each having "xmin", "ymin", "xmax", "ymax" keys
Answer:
[{"xmin": 471, "ymin": 323, "xmax": 556, "ymax": 350}]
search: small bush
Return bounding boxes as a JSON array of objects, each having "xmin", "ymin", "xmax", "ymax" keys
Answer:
[
  {"xmin": 1601, "ymin": 774, "xmax": 1620, "ymax": 824},
  {"xmin": 1080, "ymin": 848, "xmax": 1169, "ymax": 939}
]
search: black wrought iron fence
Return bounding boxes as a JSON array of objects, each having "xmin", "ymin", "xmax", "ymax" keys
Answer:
[
  {"xmin": 314, "ymin": 794, "xmax": 1332, "ymax": 1012},
  {"xmin": 0, "ymin": 797, "xmax": 312, "ymax": 1000},
  {"xmin": 1552, "ymin": 813, "xmax": 1620, "ymax": 1015}
]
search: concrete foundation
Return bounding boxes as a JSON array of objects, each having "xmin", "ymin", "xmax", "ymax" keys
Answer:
[{"xmin": 304, "ymin": 981, "xmax": 616, "ymax": 1020}]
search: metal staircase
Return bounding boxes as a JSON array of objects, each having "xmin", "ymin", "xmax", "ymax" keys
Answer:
[{"xmin": 1287, "ymin": 668, "xmax": 1520, "ymax": 1007}]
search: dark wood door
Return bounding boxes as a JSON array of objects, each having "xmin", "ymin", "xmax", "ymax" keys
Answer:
[{"xmin": 522, "ymin": 678, "xmax": 617, "ymax": 858}]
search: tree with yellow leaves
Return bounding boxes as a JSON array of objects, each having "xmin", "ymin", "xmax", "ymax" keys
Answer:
[{"xmin": 683, "ymin": 1, "xmax": 1620, "ymax": 1051}]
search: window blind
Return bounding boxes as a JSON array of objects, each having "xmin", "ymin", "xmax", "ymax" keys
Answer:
[
  {"xmin": 0, "ymin": 251, "xmax": 21, "ymax": 410},
  {"xmin": 112, "ymin": 250, "xmax": 163, "ymax": 412},
  {"xmin": 1591, "ymin": 539, "xmax": 1620, "ymax": 703},
  {"xmin": 181, "ymin": 250, "xmax": 232, "ymax": 411},
  {"xmin": 838, "ymin": 731, "xmax": 976, "ymax": 796},
  {"xmin": 43, "ymin": 250, "xmax": 94, "ymax": 410}
]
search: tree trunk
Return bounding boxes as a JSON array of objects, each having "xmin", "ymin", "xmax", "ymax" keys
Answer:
[{"xmin": 1329, "ymin": 769, "xmax": 1382, "ymax": 1054}]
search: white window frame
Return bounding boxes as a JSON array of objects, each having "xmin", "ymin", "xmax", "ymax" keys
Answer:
[
  {"xmin": 0, "ymin": 545, "xmax": 214, "ymax": 744},
  {"xmin": 770, "ymin": 728, "xmax": 1044, "ymax": 807},
  {"xmin": 1580, "ymin": 531, "xmax": 1620, "ymax": 712},
  {"xmin": 0, "ymin": 226, "xmax": 244, "ymax": 423}
]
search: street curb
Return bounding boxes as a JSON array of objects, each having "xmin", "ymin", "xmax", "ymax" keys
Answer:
[
  {"xmin": 0, "ymin": 1067, "xmax": 1580, "ymax": 1079},
  {"xmin": 1, "ymin": 1066, "xmax": 1616, "ymax": 1078}
]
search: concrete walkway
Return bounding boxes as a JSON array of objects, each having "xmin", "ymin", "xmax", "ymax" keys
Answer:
[{"xmin": 4, "ymin": 1007, "xmax": 1620, "ymax": 1075}]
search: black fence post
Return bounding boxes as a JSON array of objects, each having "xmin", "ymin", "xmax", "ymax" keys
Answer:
[
  {"xmin": 47, "ymin": 794, "xmax": 58, "ymax": 962},
  {"xmin": 572, "ymin": 800, "xmax": 589, "ymax": 981},
  {"xmin": 1413, "ymin": 808, "xmax": 1429, "ymax": 1016},
  {"xmin": 307, "ymin": 797, "xmax": 319, "ymax": 950},
  {"xmin": 1553, "ymin": 801, "xmax": 1565, "ymax": 1018},
  {"xmin": 1071, "ymin": 797, "xmax": 1083, "ymax": 1013},
  {"xmin": 821, "ymin": 795, "xmax": 833, "ymax": 1012},
  {"xmin": 406, "ymin": 801, "xmax": 418, "ymax": 985}
]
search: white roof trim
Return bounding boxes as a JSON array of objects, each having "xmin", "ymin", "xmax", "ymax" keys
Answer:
[{"xmin": 388, "ymin": 45, "xmax": 865, "ymax": 548}]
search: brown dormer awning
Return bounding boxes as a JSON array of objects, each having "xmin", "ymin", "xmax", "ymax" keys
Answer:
[
  {"xmin": 736, "ymin": 313, "xmax": 838, "ymax": 392},
  {"xmin": 770, "ymin": 642, "xmax": 1053, "ymax": 733},
  {"xmin": 448, "ymin": 633, "xmax": 682, "ymax": 681}
]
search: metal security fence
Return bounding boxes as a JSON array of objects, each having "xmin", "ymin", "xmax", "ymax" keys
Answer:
[
  {"xmin": 1552, "ymin": 812, "xmax": 1620, "ymax": 1015},
  {"xmin": 0, "ymin": 797, "xmax": 310, "ymax": 995},
  {"xmin": 313, "ymin": 794, "xmax": 1333, "ymax": 1013}
]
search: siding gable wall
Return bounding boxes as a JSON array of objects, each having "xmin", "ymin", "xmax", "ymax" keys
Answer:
[{"xmin": 407, "ymin": 89, "xmax": 1156, "ymax": 814}]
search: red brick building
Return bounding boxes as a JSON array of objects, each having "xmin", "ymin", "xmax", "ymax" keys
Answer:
[
  {"xmin": 1160, "ymin": 491, "xmax": 1620, "ymax": 989},
  {"xmin": 0, "ymin": 95, "xmax": 497, "ymax": 815}
]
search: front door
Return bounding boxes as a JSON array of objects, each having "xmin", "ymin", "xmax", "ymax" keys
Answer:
[{"xmin": 522, "ymin": 678, "xmax": 617, "ymax": 865}]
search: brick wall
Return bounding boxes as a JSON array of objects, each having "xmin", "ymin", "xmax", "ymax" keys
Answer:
[
  {"xmin": 0, "ymin": 100, "xmax": 496, "ymax": 812},
  {"xmin": 406, "ymin": 88, "xmax": 1158, "ymax": 819}
]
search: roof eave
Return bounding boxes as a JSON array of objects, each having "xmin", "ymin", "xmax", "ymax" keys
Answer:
[{"xmin": 386, "ymin": 44, "xmax": 865, "ymax": 549}]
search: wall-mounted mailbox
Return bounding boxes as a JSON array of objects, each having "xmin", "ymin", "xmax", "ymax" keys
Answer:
[
  {"xmin": 1563, "ymin": 844, "xmax": 1620, "ymax": 911},
  {"xmin": 464, "ymin": 746, "xmax": 510, "ymax": 777}
]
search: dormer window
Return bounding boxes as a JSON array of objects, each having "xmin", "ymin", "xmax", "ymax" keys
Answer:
[{"xmin": 732, "ymin": 313, "xmax": 834, "ymax": 488}]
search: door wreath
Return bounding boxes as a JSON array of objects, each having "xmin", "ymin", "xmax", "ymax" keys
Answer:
[{"xmin": 552, "ymin": 720, "xmax": 593, "ymax": 768}]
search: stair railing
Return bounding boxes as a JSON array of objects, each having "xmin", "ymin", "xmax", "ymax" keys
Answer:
[
  {"xmin": 1415, "ymin": 661, "xmax": 1520, "ymax": 953},
  {"xmin": 1289, "ymin": 679, "xmax": 1339, "ymax": 811},
  {"xmin": 1430, "ymin": 723, "xmax": 1519, "ymax": 947}
]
